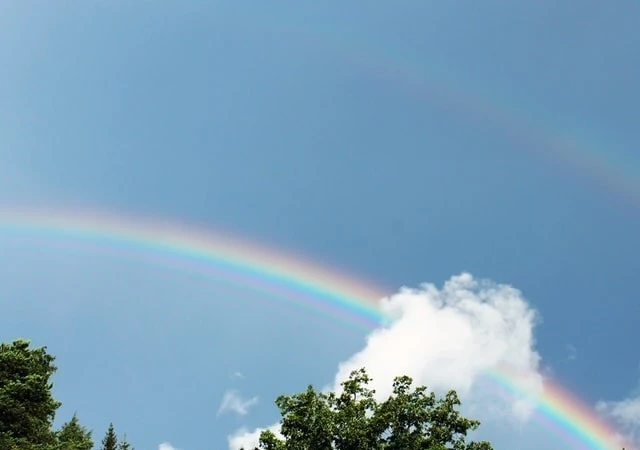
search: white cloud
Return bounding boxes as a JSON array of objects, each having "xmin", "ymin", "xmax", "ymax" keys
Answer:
[
  {"xmin": 158, "ymin": 443, "xmax": 179, "ymax": 450},
  {"xmin": 328, "ymin": 274, "xmax": 542, "ymax": 405},
  {"xmin": 217, "ymin": 389, "xmax": 259, "ymax": 417},
  {"xmin": 596, "ymin": 380, "xmax": 640, "ymax": 448},
  {"xmin": 233, "ymin": 371, "xmax": 246, "ymax": 379},
  {"xmin": 597, "ymin": 395, "xmax": 640, "ymax": 437},
  {"xmin": 228, "ymin": 273, "xmax": 546, "ymax": 449},
  {"xmin": 228, "ymin": 423, "xmax": 282, "ymax": 450}
]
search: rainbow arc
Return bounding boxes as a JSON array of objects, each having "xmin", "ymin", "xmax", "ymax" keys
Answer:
[{"xmin": 0, "ymin": 208, "xmax": 631, "ymax": 449}]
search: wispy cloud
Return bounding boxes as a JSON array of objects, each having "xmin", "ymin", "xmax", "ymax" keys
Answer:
[
  {"xmin": 565, "ymin": 344, "xmax": 577, "ymax": 361},
  {"xmin": 228, "ymin": 273, "xmax": 546, "ymax": 449},
  {"xmin": 217, "ymin": 390, "xmax": 258, "ymax": 417},
  {"xmin": 233, "ymin": 371, "xmax": 246, "ymax": 379},
  {"xmin": 596, "ymin": 393, "xmax": 640, "ymax": 445}
]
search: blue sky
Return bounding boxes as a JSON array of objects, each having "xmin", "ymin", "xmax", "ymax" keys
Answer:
[{"xmin": 0, "ymin": 2, "xmax": 638, "ymax": 449}]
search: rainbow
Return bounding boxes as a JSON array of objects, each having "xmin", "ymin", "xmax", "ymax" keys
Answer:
[
  {"xmin": 256, "ymin": 25, "xmax": 640, "ymax": 209},
  {"xmin": 0, "ymin": 208, "xmax": 631, "ymax": 449},
  {"xmin": 487, "ymin": 369, "xmax": 629, "ymax": 449}
]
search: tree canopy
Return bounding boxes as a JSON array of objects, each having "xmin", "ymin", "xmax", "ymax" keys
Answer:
[
  {"xmin": 0, "ymin": 339, "xmax": 133, "ymax": 450},
  {"xmin": 3, "ymin": 338, "xmax": 495, "ymax": 450},
  {"xmin": 57, "ymin": 414, "xmax": 93, "ymax": 450},
  {"xmin": 245, "ymin": 368, "xmax": 493, "ymax": 450},
  {"xmin": 0, "ymin": 339, "xmax": 60, "ymax": 450},
  {"xmin": 4, "ymin": 337, "xmax": 628, "ymax": 449},
  {"xmin": 9, "ymin": 338, "xmax": 577, "ymax": 449}
]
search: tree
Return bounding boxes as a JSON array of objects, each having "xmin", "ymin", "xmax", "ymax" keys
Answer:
[
  {"xmin": 327, "ymin": 368, "xmax": 378, "ymax": 450},
  {"xmin": 57, "ymin": 413, "xmax": 93, "ymax": 450},
  {"xmin": 243, "ymin": 368, "xmax": 493, "ymax": 450},
  {"xmin": 0, "ymin": 339, "xmax": 61, "ymax": 450},
  {"xmin": 0, "ymin": 338, "xmax": 136, "ymax": 450},
  {"xmin": 371, "ymin": 376, "xmax": 491, "ymax": 450},
  {"xmin": 100, "ymin": 424, "xmax": 118, "ymax": 450},
  {"xmin": 118, "ymin": 434, "xmax": 134, "ymax": 450},
  {"xmin": 275, "ymin": 385, "xmax": 334, "ymax": 450}
]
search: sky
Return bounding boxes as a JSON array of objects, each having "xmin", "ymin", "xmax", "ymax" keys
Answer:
[{"xmin": 0, "ymin": 1, "xmax": 639, "ymax": 449}]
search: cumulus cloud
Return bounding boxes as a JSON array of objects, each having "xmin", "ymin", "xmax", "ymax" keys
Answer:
[
  {"xmin": 228, "ymin": 273, "xmax": 545, "ymax": 450},
  {"xmin": 328, "ymin": 274, "xmax": 541, "ymax": 401},
  {"xmin": 217, "ymin": 389, "xmax": 259, "ymax": 417},
  {"xmin": 228, "ymin": 423, "xmax": 282, "ymax": 450},
  {"xmin": 158, "ymin": 443, "xmax": 179, "ymax": 450}
]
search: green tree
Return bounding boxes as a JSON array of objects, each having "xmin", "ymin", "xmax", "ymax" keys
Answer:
[
  {"xmin": 100, "ymin": 424, "xmax": 118, "ymax": 450},
  {"xmin": 327, "ymin": 368, "xmax": 378, "ymax": 450},
  {"xmin": 276, "ymin": 385, "xmax": 334, "ymax": 450},
  {"xmin": 372, "ymin": 376, "xmax": 491, "ymax": 450},
  {"xmin": 244, "ymin": 368, "xmax": 493, "ymax": 450},
  {"xmin": 57, "ymin": 413, "xmax": 93, "ymax": 450},
  {"xmin": 118, "ymin": 434, "xmax": 134, "ymax": 450},
  {"xmin": 0, "ymin": 339, "xmax": 61, "ymax": 450}
]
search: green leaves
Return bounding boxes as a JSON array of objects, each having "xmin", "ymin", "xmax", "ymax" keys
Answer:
[
  {"xmin": 255, "ymin": 368, "xmax": 494, "ymax": 450},
  {"xmin": 1, "ymin": 337, "xmax": 495, "ymax": 450},
  {"xmin": 0, "ymin": 339, "xmax": 134, "ymax": 450},
  {"xmin": 274, "ymin": 386, "xmax": 334, "ymax": 450},
  {"xmin": 99, "ymin": 423, "xmax": 134, "ymax": 450},
  {"xmin": 57, "ymin": 414, "xmax": 93, "ymax": 450},
  {"xmin": 0, "ymin": 339, "xmax": 61, "ymax": 449},
  {"xmin": 328, "ymin": 368, "xmax": 377, "ymax": 450},
  {"xmin": 119, "ymin": 434, "xmax": 134, "ymax": 450},
  {"xmin": 100, "ymin": 423, "xmax": 118, "ymax": 450}
]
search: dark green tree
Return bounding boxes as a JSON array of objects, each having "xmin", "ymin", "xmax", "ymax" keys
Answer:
[
  {"xmin": 244, "ymin": 368, "xmax": 493, "ymax": 450},
  {"xmin": 57, "ymin": 413, "xmax": 93, "ymax": 450},
  {"xmin": 100, "ymin": 424, "xmax": 118, "ymax": 450},
  {"xmin": 0, "ymin": 339, "xmax": 61, "ymax": 450}
]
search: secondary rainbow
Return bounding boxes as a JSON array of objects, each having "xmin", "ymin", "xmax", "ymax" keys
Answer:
[
  {"xmin": 0, "ymin": 208, "xmax": 631, "ymax": 449},
  {"xmin": 262, "ymin": 25, "xmax": 639, "ymax": 208}
]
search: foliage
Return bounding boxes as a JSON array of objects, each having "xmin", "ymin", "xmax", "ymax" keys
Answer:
[
  {"xmin": 0, "ymin": 339, "xmax": 133, "ymax": 450},
  {"xmin": 57, "ymin": 414, "xmax": 93, "ymax": 450},
  {"xmin": 0, "ymin": 339, "xmax": 61, "ymax": 450},
  {"xmin": 119, "ymin": 434, "xmax": 134, "ymax": 450},
  {"xmin": 7, "ymin": 338, "xmax": 628, "ymax": 449},
  {"xmin": 0, "ymin": 338, "xmax": 502, "ymax": 450},
  {"xmin": 101, "ymin": 423, "xmax": 118, "ymax": 450},
  {"xmin": 244, "ymin": 368, "xmax": 493, "ymax": 450}
]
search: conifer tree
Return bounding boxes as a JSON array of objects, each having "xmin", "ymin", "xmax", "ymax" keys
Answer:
[
  {"xmin": 0, "ymin": 339, "xmax": 61, "ymax": 450},
  {"xmin": 57, "ymin": 413, "xmax": 93, "ymax": 450},
  {"xmin": 118, "ymin": 433, "xmax": 133, "ymax": 450},
  {"xmin": 100, "ymin": 424, "xmax": 118, "ymax": 450}
]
